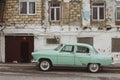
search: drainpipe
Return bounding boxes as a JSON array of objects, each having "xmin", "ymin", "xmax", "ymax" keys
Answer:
[
  {"xmin": 42, "ymin": 0, "xmax": 49, "ymax": 33},
  {"xmin": 0, "ymin": 26, "xmax": 5, "ymax": 63}
]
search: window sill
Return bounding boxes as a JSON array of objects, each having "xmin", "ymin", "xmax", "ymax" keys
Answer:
[
  {"xmin": 50, "ymin": 20, "xmax": 61, "ymax": 22},
  {"xmin": 92, "ymin": 19, "xmax": 105, "ymax": 21},
  {"xmin": 19, "ymin": 14, "xmax": 37, "ymax": 16}
]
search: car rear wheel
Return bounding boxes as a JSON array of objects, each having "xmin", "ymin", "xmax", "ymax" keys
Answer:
[
  {"xmin": 39, "ymin": 60, "xmax": 51, "ymax": 71},
  {"xmin": 88, "ymin": 63, "xmax": 100, "ymax": 73}
]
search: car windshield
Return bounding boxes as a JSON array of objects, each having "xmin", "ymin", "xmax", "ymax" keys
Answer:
[
  {"xmin": 54, "ymin": 44, "xmax": 63, "ymax": 51},
  {"xmin": 93, "ymin": 47, "xmax": 98, "ymax": 54}
]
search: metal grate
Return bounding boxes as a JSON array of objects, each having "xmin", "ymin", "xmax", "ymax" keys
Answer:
[
  {"xmin": 77, "ymin": 37, "xmax": 93, "ymax": 46},
  {"xmin": 46, "ymin": 38, "xmax": 60, "ymax": 44},
  {"xmin": 112, "ymin": 38, "xmax": 120, "ymax": 52}
]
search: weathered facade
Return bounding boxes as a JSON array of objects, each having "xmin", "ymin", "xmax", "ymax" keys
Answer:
[{"xmin": 1, "ymin": 0, "xmax": 120, "ymax": 63}]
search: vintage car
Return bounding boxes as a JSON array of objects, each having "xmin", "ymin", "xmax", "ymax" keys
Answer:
[{"xmin": 32, "ymin": 43, "xmax": 113, "ymax": 73}]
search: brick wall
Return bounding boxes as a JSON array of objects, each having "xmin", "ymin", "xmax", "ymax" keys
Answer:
[
  {"xmin": 3, "ymin": 0, "xmax": 42, "ymax": 26},
  {"xmin": 69, "ymin": 0, "xmax": 81, "ymax": 26},
  {"xmin": 42, "ymin": 0, "xmax": 82, "ymax": 26}
]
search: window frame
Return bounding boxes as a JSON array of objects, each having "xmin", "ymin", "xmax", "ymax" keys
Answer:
[
  {"xmin": 49, "ymin": 2, "xmax": 61, "ymax": 21},
  {"xmin": 92, "ymin": 2, "xmax": 105, "ymax": 21},
  {"xmin": 116, "ymin": 6, "xmax": 120, "ymax": 21},
  {"xmin": 19, "ymin": 0, "xmax": 36, "ymax": 15},
  {"xmin": 61, "ymin": 45, "xmax": 74, "ymax": 53},
  {"xmin": 76, "ymin": 46, "xmax": 90, "ymax": 54}
]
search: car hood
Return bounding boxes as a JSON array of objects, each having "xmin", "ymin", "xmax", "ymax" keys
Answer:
[{"xmin": 32, "ymin": 49, "xmax": 57, "ymax": 55}]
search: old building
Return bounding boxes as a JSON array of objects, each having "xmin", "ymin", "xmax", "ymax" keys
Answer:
[{"xmin": 0, "ymin": 0, "xmax": 120, "ymax": 63}]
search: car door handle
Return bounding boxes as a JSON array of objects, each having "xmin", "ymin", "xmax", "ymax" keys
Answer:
[{"xmin": 70, "ymin": 52, "xmax": 74, "ymax": 54}]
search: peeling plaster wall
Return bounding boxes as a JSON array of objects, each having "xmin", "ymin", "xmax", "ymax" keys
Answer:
[
  {"xmin": 42, "ymin": 0, "xmax": 49, "ymax": 28},
  {"xmin": 106, "ymin": 0, "xmax": 116, "ymax": 27},
  {"xmin": 94, "ymin": 33, "xmax": 111, "ymax": 53},
  {"xmin": 82, "ymin": 0, "xmax": 90, "ymax": 27}
]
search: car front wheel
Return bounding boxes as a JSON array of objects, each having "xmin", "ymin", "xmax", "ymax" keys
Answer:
[
  {"xmin": 88, "ymin": 63, "xmax": 100, "ymax": 73},
  {"xmin": 39, "ymin": 60, "xmax": 51, "ymax": 71}
]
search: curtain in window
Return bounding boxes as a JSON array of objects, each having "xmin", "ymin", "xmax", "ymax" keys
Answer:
[
  {"xmin": 56, "ymin": 8, "xmax": 60, "ymax": 20},
  {"xmin": 20, "ymin": 2, "xmax": 27, "ymax": 14},
  {"xmin": 51, "ymin": 8, "xmax": 55, "ymax": 20},
  {"xmin": 29, "ymin": 2, "xmax": 35, "ymax": 14},
  {"xmin": 93, "ymin": 7, "xmax": 97, "ymax": 19},
  {"xmin": 99, "ymin": 7, "xmax": 104, "ymax": 19}
]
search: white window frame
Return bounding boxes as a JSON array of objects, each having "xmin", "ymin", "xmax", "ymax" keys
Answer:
[
  {"xmin": 116, "ymin": 6, "xmax": 120, "ymax": 21},
  {"xmin": 50, "ymin": 3, "xmax": 61, "ymax": 21},
  {"xmin": 92, "ymin": 3, "xmax": 105, "ymax": 21},
  {"xmin": 19, "ymin": 0, "xmax": 36, "ymax": 15}
]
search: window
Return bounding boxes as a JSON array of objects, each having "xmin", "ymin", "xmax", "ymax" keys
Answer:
[
  {"xmin": 50, "ymin": 2, "xmax": 61, "ymax": 21},
  {"xmin": 112, "ymin": 38, "xmax": 120, "ymax": 52},
  {"xmin": 76, "ymin": 46, "xmax": 89, "ymax": 53},
  {"xmin": 77, "ymin": 37, "xmax": 93, "ymax": 46},
  {"xmin": 46, "ymin": 38, "xmax": 60, "ymax": 44},
  {"xmin": 116, "ymin": 6, "xmax": 120, "ymax": 21},
  {"xmin": 61, "ymin": 45, "xmax": 74, "ymax": 52},
  {"xmin": 19, "ymin": 0, "xmax": 36, "ymax": 15},
  {"xmin": 92, "ymin": 3, "xmax": 105, "ymax": 21}
]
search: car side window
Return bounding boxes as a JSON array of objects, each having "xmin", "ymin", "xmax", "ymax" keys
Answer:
[
  {"xmin": 76, "ymin": 46, "xmax": 89, "ymax": 53},
  {"xmin": 61, "ymin": 45, "xmax": 74, "ymax": 52}
]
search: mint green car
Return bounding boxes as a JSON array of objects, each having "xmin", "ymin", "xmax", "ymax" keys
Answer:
[{"xmin": 32, "ymin": 43, "xmax": 113, "ymax": 73}]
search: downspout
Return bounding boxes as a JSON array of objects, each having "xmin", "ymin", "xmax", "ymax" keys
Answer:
[
  {"xmin": 0, "ymin": 30, "xmax": 4, "ymax": 62},
  {"xmin": 0, "ymin": 0, "xmax": 6, "ymax": 63}
]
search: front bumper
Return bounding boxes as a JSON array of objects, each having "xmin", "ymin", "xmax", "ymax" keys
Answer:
[{"xmin": 31, "ymin": 59, "xmax": 38, "ymax": 63}]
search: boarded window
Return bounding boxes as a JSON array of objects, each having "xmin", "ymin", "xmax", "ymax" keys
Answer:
[
  {"xmin": 46, "ymin": 38, "xmax": 60, "ymax": 44},
  {"xmin": 92, "ymin": 2, "xmax": 105, "ymax": 21},
  {"xmin": 112, "ymin": 38, "xmax": 120, "ymax": 52},
  {"xmin": 116, "ymin": 7, "xmax": 120, "ymax": 21},
  {"xmin": 77, "ymin": 37, "xmax": 93, "ymax": 46},
  {"xmin": 50, "ymin": 2, "xmax": 61, "ymax": 21}
]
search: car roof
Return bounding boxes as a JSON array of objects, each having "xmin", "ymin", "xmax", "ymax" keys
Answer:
[{"xmin": 62, "ymin": 43, "xmax": 93, "ymax": 48}]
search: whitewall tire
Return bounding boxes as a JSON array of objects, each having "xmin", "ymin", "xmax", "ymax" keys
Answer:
[
  {"xmin": 88, "ymin": 63, "xmax": 100, "ymax": 73},
  {"xmin": 39, "ymin": 60, "xmax": 51, "ymax": 71}
]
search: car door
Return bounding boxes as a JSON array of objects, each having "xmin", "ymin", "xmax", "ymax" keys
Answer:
[
  {"xmin": 75, "ymin": 45, "xmax": 91, "ymax": 66},
  {"xmin": 57, "ymin": 45, "xmax": 75, "ymax": 66}
]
